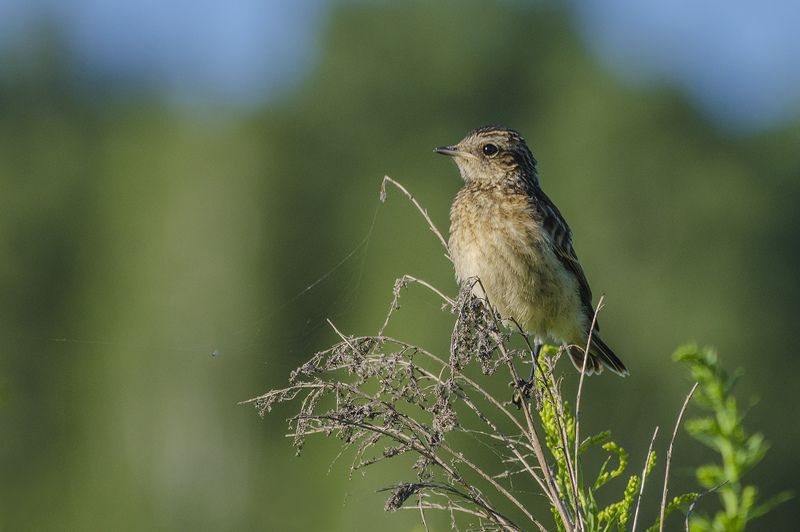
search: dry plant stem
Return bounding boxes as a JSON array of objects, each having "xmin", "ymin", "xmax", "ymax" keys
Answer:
[
  {"xmin": 659, "ymin": 382, "xmax": 699, "ymax": 532},
  {"xmin": 326, "ymin": 318, "xmax": 356, "ymax": 351},
  {"xmin": 390, "ymin": 357, "xmax": 549, "ymax": 497},
  {"xmin": 308, "ymin": 324, "xmax": 545, "ymax": 530},
  {"xmin": 510, "ymin": 318, "xmax": 582, "ymax": 515},
  {"xmin": 289, "ymin": 370, "xmax": 525, "ymax": 529},
  {"xmin": 380, "ymin": 334, "xmax": 530, "ymax": 437},
  {"xmin": 382, "ymin": 369, "xmax": 544, "ymax": 527},
  {"xmin": 399, "ymin": 274, "xmax": 455, "ymax": 306},
  {"xmin": 573, "ymin": 297, "xmax": 604, "ymax": 483},
  {"xmin": 320, "ymin": 331, "xmax": 532, "ymax": 439},
  {"xmin": 448, "ymin": 382, "xmax": 549, "ymax": 494},
  {"xmin": 570, "ymin": 296, "xmax": 604, "ymax": 531},
  {"xmin": 381, "ymin": 176, "xmax": 451, "ymax": 260},
  {"xmin": 631, "ymin": 426, "xmax": 660, "ymax": 532},
  {"xmin": 550, "ymin": 369, "xmax": 582, "ymax": 522},
  {"xmin": 404, "ymin": 502, "xmax": 493, "ymax": 520},
  {"xmin": 258, "ymin": 180, "xmax": 602, "ymax": 530},
  {"xmin": 379, "ymin": 274, "xmax": 455, "ymax": 335},
  {"xmin": 471, "ymin": 276, "xmax": 573, "ymax": 531},
  {"xmin": 496, "ymin": 334, "xmax": 574, "ymax": 532},
  {"xmin": 435, "ymin": 439, "xmax": 546, "ymax": 531},
  {"xmin": 313, "ymin": 413, "xmax": 521, "ymax": 530},
  {"xmin": 418, "ymin": 495, "xmax": 429, "ymax": 532}
]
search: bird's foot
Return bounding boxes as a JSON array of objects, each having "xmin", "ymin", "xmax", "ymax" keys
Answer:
[
  {"xmin": 510, "ymin": 338, "xmax": 543, "ymax": 408},
  {"xmin": 511, "ymin": 378, "xmax": 533, "ymax": 409}
]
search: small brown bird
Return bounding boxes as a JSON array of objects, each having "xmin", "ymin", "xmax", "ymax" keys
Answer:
[{"xmin": 436, "ymin": 125, "xmax": 627, "ymax": 376}]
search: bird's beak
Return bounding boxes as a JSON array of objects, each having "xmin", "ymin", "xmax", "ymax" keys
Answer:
[{"xmin": 434, "ymin": 145, "xmax": 463, "ymax": 157}]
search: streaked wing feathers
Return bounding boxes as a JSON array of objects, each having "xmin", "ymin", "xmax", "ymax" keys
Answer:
[{"xmin": 536, "ymin": 191, "xmax": 598, "ymax": 330}]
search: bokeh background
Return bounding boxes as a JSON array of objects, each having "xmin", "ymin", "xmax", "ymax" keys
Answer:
[{"xmin": 1, "ymin": 1, "xmax": 798, "ymax": 530}]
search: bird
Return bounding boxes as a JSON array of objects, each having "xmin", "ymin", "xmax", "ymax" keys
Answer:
[{"xmin": 435, "ymin": 125, "xmax": 628, "ymax": 377}]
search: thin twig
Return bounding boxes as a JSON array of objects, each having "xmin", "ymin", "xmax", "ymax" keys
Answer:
[
  {"xmin": 326, "ymin": 318, "xmax": 356, "ymax": 351},
  {"xmin": 379, "ymin": 274, "xmax": 455, "ymax": 334},
  {"xmin": 444, "ymin": 375, "xmax": 548, "ymax": 493},
  {"xmin": 391, "ymin": 358, "xmax": 547, "ymax": 497},
  {"xmin": 418, "ymin": 493, "xmax": 430, "ymax": 532},
  {"xmin": 631, "ymin": 426, "xmax": 659, "ymax": 532},
  {"xmin": 313, "ymin": 413, "xmax": 521, "ymax": 530},
  {"xmin": 381, "ymin": 176, "xmax": 451, "ymax": 260},
  {"xmin": 306, "ymin": 330, "xmax": 544, "ymax": 530},
  {"xmin": 437, "ymin": 439, "xmax": 545, "ymax": 530},
  {"xmin": 659, "ymin": 382, "xmax": 699, "ymax": 532},
  {"xmin": 379, "ymin": 482, "xmax": 521, "ymax": 530},
  {"xmin": 358, "ymin": 333, "xmax": 531, "ymax": 438},
  {"xmin": 498, "ymin": 335, "xmax": 574, "ymax": 531},
  {"xmin": 572, "ymin": 295, "xmax": 604, "ymax": 531},
  {"xmin": 510, "ymin": 317, "xmax": 582, "ymax": 520},
  {"xmin": 402, "ymin": 503, "xmax": 492, "ymax": 521},
  {"xmin": 400, "ymin": 274, "xmax": 455, "ymax": 306}
]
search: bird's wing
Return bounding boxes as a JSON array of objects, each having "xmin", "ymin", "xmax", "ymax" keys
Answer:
[{"xmin": 536, "ymin": 191, "xmax": 598, "ymax": 329}]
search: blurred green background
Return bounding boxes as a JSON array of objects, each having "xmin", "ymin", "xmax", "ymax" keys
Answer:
[{"xmin": 1, "ymin": 1, "xmax": 798, "ymax": 530}]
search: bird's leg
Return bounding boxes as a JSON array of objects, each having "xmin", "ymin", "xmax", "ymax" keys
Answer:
[
  {"xmin": 526, "ymin": 338, "xmax": 544, "ymax": 384},
  {"xmin": 512, "ymin": 337, "xmax": 543, "ymax": 409}
]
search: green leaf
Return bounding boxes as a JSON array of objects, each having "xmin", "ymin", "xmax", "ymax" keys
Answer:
[
  {"xmin": 593, "ymin": 441, "xmax": 628, "ymax": 491},
  {"xmin": 749, "ymin": 490, "xmax": 793, "ymax": 521}
]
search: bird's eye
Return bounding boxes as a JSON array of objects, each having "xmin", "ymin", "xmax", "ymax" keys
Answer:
[{"xmin": 482, "ymin": 143, "xmax": 499, "ymax": 157}]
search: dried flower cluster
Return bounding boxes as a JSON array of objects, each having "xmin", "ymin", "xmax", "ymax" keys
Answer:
[{"xmin": 252, "ymin": 269, "xmax": 558, "ymax": 527}]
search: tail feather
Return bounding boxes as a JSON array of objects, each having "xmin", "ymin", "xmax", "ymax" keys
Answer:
[{"xmin": 568, "ymin": 334, "xmax": 628, "ymax": 377}]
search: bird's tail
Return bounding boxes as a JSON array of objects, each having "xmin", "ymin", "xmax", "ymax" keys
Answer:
[{"xmin": 568, "ymin": 334, "xmax": 629, "ymax": 377}]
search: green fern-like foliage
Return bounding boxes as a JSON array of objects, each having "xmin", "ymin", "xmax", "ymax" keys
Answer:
[
  {"xmin": 674, "ymin": 345, "xmax": 792, "ymax": 531},
  {"xmin": 536, "ymin": 347, "xmax": 659, "ymax": 532}
]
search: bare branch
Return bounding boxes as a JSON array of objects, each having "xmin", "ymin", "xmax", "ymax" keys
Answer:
[
  {"xmin": 631, "ymin": 426, "xmax": 659, "ymax": 532},
  {"xmin": 499, "ymin": 336, "xmax": 574, "ymax": 531},
  {"xmin": 381, "ymin": 176, "xmax": 451, "ymax": 259},
  {"xmin": 379, "ymin": 274, "xmax": 455, "ymax": 335},
  {"xmin": 571, "ymin": 295, "xmax": 604, "ymax": 531},
  {"xmin": 659, "ymin": 382, "xmax": 699, "ymax": 532}
]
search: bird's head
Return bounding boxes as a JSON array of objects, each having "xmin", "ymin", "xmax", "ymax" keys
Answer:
[{"xmin": 434, "ymin": 125, "xmax": 538, "ymax": 187}]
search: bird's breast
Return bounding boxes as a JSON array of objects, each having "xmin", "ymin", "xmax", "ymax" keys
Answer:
[{"xmin": 448, "ymin": 188, "xmax": 581, "ymax": 336}]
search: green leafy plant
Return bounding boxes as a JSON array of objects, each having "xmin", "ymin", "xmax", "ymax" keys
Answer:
[
  {"xmin": 534, "ymin": 345, "xmax": 661, "ymax": 531},
  {"xmin": 675, "ymin": 346, "xmax": 792, "ymax": 531}
]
